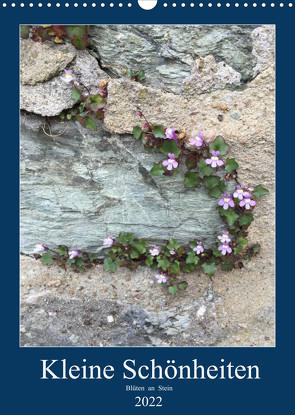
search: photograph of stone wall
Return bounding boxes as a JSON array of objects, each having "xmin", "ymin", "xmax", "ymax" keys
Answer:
[{"xmin": 20, "ymin": 24, "xmax": 275, "ymax": 347}]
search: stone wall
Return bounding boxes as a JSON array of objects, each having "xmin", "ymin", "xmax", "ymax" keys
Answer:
[{"xmin": 20, "ymin": 25, "xmax": 275, "ymax": 347}]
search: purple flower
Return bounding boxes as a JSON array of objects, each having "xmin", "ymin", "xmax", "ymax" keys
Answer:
[
  {"xmin": 68, "ymin": 249, "xmax": 79, "ymax": 259},
  {"xmin": 34, "ymin": 243, "xmax": 48, "ymax": 253},
  {"xmin": 189, "ymin": 131, "xmax": 204, "ymax": 148},
  {"xmin": 218, "ymin": 243, "xmax": 232, "ymax": 256},
  {"xmin": 239, "ymin": 194, "xmax": 256, "ymax": 210},
  {"xmin": 103, "ymin": 234, "xmax": 114, "ymax": 247},
  {"xmin": 165, "ymin": 128, "xmax": 178, "ymax": 141},
  {"xmin": 170, "ymin": 250, "xmax": 176, "ymax": 255},
  {"xmin": 193, "ymin": 241, "xmax": 204, "ymax": 255},
  {"xmin": 233, "ymin": 185, "xmax": 246, "ymax": 200},
  {"xmin": 149, "ymin": 245, "xmax": 160, "ymax": 256},
  {"xmin": 205, "ymin": 150, "xmax": 224, "ymax": 168},
  {"xmin": 247, "ymin": 186, "xmax": 254, "ymax": 192},
  {"xmin": 218, "ymin": 194, "xmax": 235, "ymax": 210},
  {"xmin": 218, "ymin": 231, "xmax": 231, "ymax": 243},
  {"xmin": 60, "ymin": 69, "xmax": 75, "ymax": 84},
  {"xmin": 155, "ymin": 273, "xmax": 167, "ymax": 283},
  {"xmin": 162, "ymin": 153, "xmax": 178, "ymax": 171}
]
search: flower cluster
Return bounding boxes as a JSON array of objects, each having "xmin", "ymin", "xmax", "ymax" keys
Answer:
[
  {"xmin": 217, "ymin": 231, "xmax": 232, "ymax": 256},
  {"xmin": 219, "ymin": 185, "xmax": 257, "ymax": 211},
  {"xmin": 162, "ymin": 153, "xmax": 178, "ymax": 171}
]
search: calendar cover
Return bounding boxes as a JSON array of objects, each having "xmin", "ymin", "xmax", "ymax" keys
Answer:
[{"xmin": 1, "ymin": 1, "xmax": 290, "ymax": 413}]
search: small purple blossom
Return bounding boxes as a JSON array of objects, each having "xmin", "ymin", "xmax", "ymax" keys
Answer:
[
  {"xmin": 233, "ymin": 185, "xmax": 246, "ymax": 200},
  {"xmin": 34, "ymin": 243, "xmax": 48, "ymax": 253},
  {"xmin": 247, "ymin": 186, "xmax": 254, "ymax": 192},
  {"xmin": 218, "ymin": 194, "xmax": 235, "ymax": 210},
  {"xmin": 60, "ymin": 69, "xmax": 75, "ymax": 84},
  {"xmin": 149, "ymin": 245, "xmax": 160, "ymax": 256},
  {"xmin": 189, "ymin": 131, "xmax": 204, "ymax": 148},
  {"xmin": 165, "ymin": 128, "xmax": 178, "ymax": 141},
  {"xmin": 68, "ymin": 249, "xmax": 79, "ymax": 259},
  {"xmin": 239, "ymin": 194, "xmax": 256, "ymax": 210},
  {"xmin": 155, "ymin": 273, "xmax": 167, "ymax": 284},
  {"xmin": 170, "ymin": 250, "xmax": 176, "ymax": 255},
  {"xmin": 218, "ymin": 231, "xmax": 231, "ymax": 244},
  {"xmin": 205, "ymin": 150, "xmax": 224, "ymax": 168},
  {"xmin": 218, "ymin": 243, "xmax": 232, "ymax": 256},
  {"xmin": 193, "ymin": 241, "xmax": 204, "ymax": 255},
  {"xmin": 103, "ymin": 234, "xmax": 114, "ymax": 247},
  {"xmin": 162, "ymin": 153, "xmax": 178, "ymax": 171}
]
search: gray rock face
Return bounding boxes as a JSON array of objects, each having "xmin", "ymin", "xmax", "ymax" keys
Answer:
[
  {"xmin": 20, "ymin": 39, "xmax": 109, "ymax": 117},
  {"xmin": 89, "ymin": 24, "xmax": 260, "ymax": 94},
  {"xmin": 20, "ymin": 113, "xmax": 231, "ymax": 255},
  {"xmin": 20, "ymin": 39, "xmax": 76, "ymax": 85}
]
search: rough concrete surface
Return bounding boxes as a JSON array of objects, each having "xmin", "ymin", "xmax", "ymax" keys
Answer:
[{"xmin": 20, "ymin": 24, "xmax": 275, "ymax": 347}]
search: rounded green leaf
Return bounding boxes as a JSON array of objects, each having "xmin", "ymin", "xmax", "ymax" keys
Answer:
[
  {"xmin": 133, "ymin": 126, "xmax": 142, "ymax": 140},
  {"xmin": 160, "ymin": 140, "xmax": 180, "ymax": 158},
  {"xmin": 209, "ymin": 136, "xmax": 229, "ymax": 155},
  {"xmin": 184, "ymin": 171, "xmax": 201, "ymax": 188}
]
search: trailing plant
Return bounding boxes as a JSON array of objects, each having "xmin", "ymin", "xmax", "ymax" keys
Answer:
[
  {"xmin": 59, "ymin": 71, "xmax": 107, "ymax": 130},
  {"xmin": 34, "ymin": 111, "xmax": 269, "ymax": 295},
  {"xmin": 20, "ymin": 25, "xmax": 89, "ymax": 50}
]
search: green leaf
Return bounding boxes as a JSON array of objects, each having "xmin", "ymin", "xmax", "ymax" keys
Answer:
[
  {"xmin": 198, "ymin": 159, "xmax": 213, "ymax": 176},
  {"xmin": 89, "ymin": 253, "xmax": 97, "ymax": 261},
  {"xmin": 209, "ymin": 136, "xmax": 229, "ymax": 155},
  {"xmin": 253, "ymin": 185, "xmax": 269, "ymax": 199},
  {"xmin": 157, "ymin": 255, "xmax": 170, "ymax": 270},
  {"xmin": 178, "ymin": 281, "xmax": 188, "ymax": 290},
  {"xmin": 84, "ymin": 115, "xmax": 97, "ymax": 131},
  {"xmin": 225, "ymin": 157, "xmax": 239, "ymax": 174},
  {"xmin": 185, "ymin": 156, "xmax": 199, "ymax": 170},
  {"xmin": 218, "ymin": 180, "xmax": 227, "ymax": 193},
  {"xmin": 145, "ymin": 255, "xmax": 154, "ymax": 267},
  {"xmin": 71, "ymin": 36, "xmax": 89, "ymax": 50},
  {"xmin": 186, "ymin": 252, "xmax": 199, "ymax": 265},
  {"xmin": 130, "ymin": 250, "xmax": 139, "ymax": 259},
  {"xmin": 132, "ymin": 240, "xmax": 147, "ymax": 254},
  {"xmin": 209, "ymin": 186, "xmax": 222, "ymax": 198},
  {"xmin": 184, "ymin": 171, "xmax": 201, "ymax": 188},
  {"xmin": 252, "ymin": 244, "xmax": 260, "ymax": 254},
  {"xmin": 167, "ymin": 238, "xmax": 180, "ymax": 251},
  {"xmin": 150, "ymin": 162, "xmax": 164, "ymax": 176},
  {"xmin": 160, "ymin": 140, "xmax": 181, "ymax": 158},
  {"xmin": 234, "ymin": 237, "xmax": 248, "ymax": 255},
  {"xmin": 153, "ymin": 125, "xmax": 165, "ymax": 138},
  {"xmin": 108, "ymin": 251, "xmax": 117, "ymax": 261},
  {"xmin": 76, "ymin": 258, "xmax": 84, "ymax": 266},
  {"xmin": 168, "ymin": 285, "xmax": 178, "ymax": 295},
  {"xmin": 202, "ymin": 262, "xmax": 217, "ymax": 277},
  {"xmin": 133, "ymin": 126, "xmax": 142, "ymax": 140},
  {"xmin": 65, "ymin": 25, "xmax": 88, "ymax": 38},
  {"xmin": 137, "ymin": 70, "xmax": 145, "ymax": 80},
  {"xmin": 222, "ymin": 209, "xmax": 239, "ymax": 227},
  {"xmin": 182, "ymin": 263, "xmax": 195, "ymax": 273},
  {"xmin": 103, "ymin": 257, "xmax": 120, "ymax": 272},
  {"xmin": 67, "ymin": 258, "xmax": 75, "ymax": 266},
  {"xmin": 56, "ymin": 246, "xmax": 67, "ymax": 256},
  {"xmin": 71, "ymin": 86, "xmax": 82, "ymax": 102},
  {"xmin": 239, "ymin": 213, "xmax": 254, "ymax": 226},
  {"xmin": 204, "ymin": 176, "xmax": 220, "ymax": 189},
  {"xmin": 20, "ymin": 25, "xmax": 31, "ymax": 39},
  {"xmin": 79, "ymin": 267, "xmax": 86, "ymax": 273},
  {"xmin": 222, "ymin": 264, "xmax": 234, "ymax": 271},
  {"xmin": 169, "ymin": 260, "xmax": 180, "ymax": 275},
  {"xmin": 89, "ymin": 94, "xmax": 106, "ymax": 112},
  {"xmin": 40, "ymin": 252, "xmax": 53, "ymax": 265}
]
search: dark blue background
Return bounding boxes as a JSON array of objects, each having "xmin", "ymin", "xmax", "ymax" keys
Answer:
[{"xmin": 2, "ymin": 2, "xmax": 290, "ymax": 413}]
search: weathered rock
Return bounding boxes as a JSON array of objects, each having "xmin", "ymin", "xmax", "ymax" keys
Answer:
[
  {"xmin": 251, "ymin": 25, "xmax": 275, "ymax": 77},
  {"xmin": 89, "ymin": 24, "xmax": 260, "ymax": 94},
  {"xmin": 183, "ymin": 55, "xmax": 241, "ymax": 96},
  {"xmin": 20, "ymin": 39, "xmax": 109, "ymax": 117},
  {"xmin": 20, "ymin": 113, "xmax": 232, "ymax": 255},
  {"xmin": 20, "ymin": 255, "xmax": 275, "ymax": 347},
  {"xmin": 20, "ymin": 39, "xmax": 76, "ymax": 85}
]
